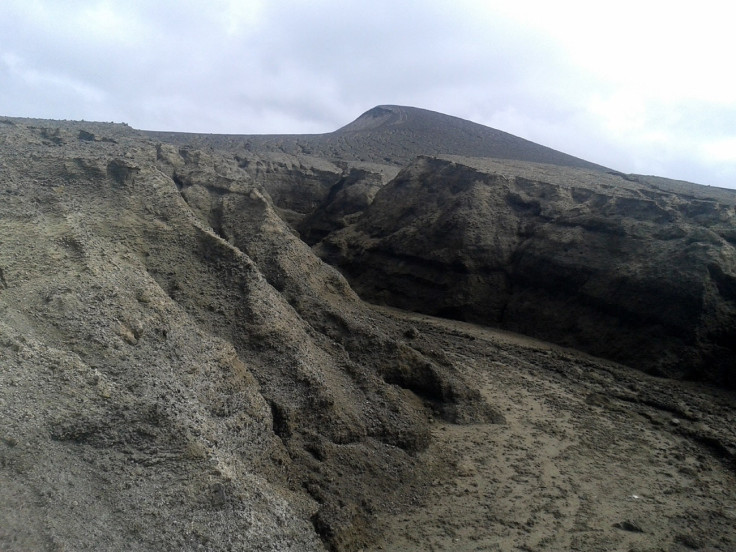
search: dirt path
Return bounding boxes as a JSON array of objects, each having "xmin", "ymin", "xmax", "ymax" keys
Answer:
[{"xmin": 367, "ymin": 307, "xmax": 736, "ymax": 551}]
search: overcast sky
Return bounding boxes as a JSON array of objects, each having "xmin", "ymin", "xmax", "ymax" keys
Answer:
[{"xmin": 2, "ymin": 0, "xmax": 735, "ymax": 188}]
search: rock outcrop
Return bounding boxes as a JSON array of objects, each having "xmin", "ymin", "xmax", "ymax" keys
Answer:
[
  {"xmin": 0, "ymin": 119, "xmax": 496, "ymax": 551},
  {"xmin": 317, "ymin": 156, "xmax": 736, "ymax": 386},
  {"xmin": 144, "ymin": 107, "xmax": 736, "ymax": 386},
  {"xmin": 143, "ymin": 104, "xmax": 606, "ymax": 233}
]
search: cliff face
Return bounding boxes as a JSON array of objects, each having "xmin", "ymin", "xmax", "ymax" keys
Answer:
[
  {"xmin": 144, "ymin": 106, "xmax": 736, "ymax": 385},
  {"xmin": 143, "ymin": 104, "xmax": 607, "ymax": 234},
  {"xmin": 0, "ymin": 119, "xmax": 495, "ymax": 551},
  {"xmin": 317, "ymin": 156, "xmax": 736, "ymax": 385}
]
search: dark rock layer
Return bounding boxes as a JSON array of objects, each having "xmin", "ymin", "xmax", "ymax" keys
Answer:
[{"xmin": 317, "ymin": 156, "xmax": 736, "ymax": 386}]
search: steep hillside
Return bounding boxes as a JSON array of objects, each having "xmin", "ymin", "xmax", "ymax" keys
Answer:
[
  {"xmin": 143, "ymin": 106, "xmax": 736, "ymax": 386},
  {"xmin": 317, "ymin": 156, "xmax": 736, "ymax": 386},
  {"xmin": 330, "ymin": 105, "xmax": 607, "ymax": 169},
  {"xmin": 143, "ymin": 105, "xmax": 607, "ymax": 233},
  {"xmin": 0, "ymin": 118, "xmax": 495, "ymax": 551}
]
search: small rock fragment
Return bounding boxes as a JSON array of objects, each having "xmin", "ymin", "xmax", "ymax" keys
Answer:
[{"xmin": 613, "ymin": 519, "xmax": 644, "ymax": 533}]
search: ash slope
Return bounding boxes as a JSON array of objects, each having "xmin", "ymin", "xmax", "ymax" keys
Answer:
[
  {"xmin": 144, "ymin": 104, "xmax": 606, "ymax": 170},
  {"xmin": 0, "ymin": 118, "xmax": 496, "ymax": 551}
]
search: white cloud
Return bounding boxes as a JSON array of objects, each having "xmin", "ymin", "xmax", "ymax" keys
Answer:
[
  {"xmin": 1, "ymin": 52, "xmax": 107, "ymax": 116},
  {"xmin": 701, "ymin": 138, "xmax": 736, "ymax": 164}
]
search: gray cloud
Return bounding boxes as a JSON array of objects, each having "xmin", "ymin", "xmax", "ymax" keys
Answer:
[{"xmin": 1, "ymin": 0, "xmax": 734, "ymax": 188}]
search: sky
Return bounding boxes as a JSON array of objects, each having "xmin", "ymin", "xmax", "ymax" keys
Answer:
[{"xmin": 2, "ymin": 0, "xmax": 735, "ymax": 188}]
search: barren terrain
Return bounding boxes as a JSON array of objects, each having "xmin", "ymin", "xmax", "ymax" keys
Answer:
[
  {"xmin": 368, "ymin": 307, "xmax": 736, "ymax": 551},
  {"xmin": 1, "ymin": 109, "xmax": 735, "ymax": 551}
]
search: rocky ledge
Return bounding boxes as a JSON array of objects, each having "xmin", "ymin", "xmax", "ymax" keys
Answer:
[{"xmin": 317, "ymin": 155, "xmax": 736, "ymax": 386}]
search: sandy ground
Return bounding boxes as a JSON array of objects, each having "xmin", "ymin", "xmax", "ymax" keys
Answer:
[{"xmin": 366, "ymin": 307, "xmax": 736, "ymax": 552}]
